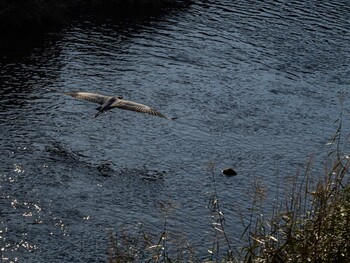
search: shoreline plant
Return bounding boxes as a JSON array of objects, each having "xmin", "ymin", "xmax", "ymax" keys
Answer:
[
  {"xmin": 106, "ymin": 105, "xmax": 350, "ymax": 262},
  {"xmin": 241, "ymin": 103, "xmax": 350, "ymax": 262}
]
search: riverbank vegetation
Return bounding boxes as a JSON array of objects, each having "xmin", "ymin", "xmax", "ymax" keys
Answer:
[
  {"xmin": 0, "ymin": 0, "xmax": 188, "ymax": 31},
  {"xmin": 107, "ymin": 111, "xmax": 350, "ymax": 262}
]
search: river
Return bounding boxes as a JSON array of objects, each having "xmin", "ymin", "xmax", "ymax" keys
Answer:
[{"xmin": 1, "ymin": 0, "xmax": 349, "ymax": 262}]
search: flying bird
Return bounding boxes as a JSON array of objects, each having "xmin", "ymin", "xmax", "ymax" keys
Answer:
[{"xmin": 64, "ymin": 92, "xmax": 170, "ymax": 119}]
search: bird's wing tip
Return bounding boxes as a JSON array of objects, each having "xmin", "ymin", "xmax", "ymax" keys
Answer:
[{"xmin": 62, "ymin": 91, "xmax": 76, "ymax": 95}]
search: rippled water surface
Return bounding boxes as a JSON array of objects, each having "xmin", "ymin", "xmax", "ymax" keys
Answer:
[{"xmin": 1, "ymin": 0, "xmax": 350, "ymax": 261}]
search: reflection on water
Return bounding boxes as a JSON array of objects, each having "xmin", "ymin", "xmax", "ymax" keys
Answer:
[{"xmin": 1, "ymin": 0, "xmax": 350, "ymax": 261}]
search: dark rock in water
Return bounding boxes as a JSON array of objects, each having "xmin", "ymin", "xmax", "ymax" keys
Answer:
[{"xmin": 222, "ymin": 168, "xmax": 237, "ymax": 176}]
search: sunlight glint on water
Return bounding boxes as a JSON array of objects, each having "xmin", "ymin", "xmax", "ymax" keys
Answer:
[{"xmin": 0, "ymin": 0, "xmax": 349, "ymax": 261}]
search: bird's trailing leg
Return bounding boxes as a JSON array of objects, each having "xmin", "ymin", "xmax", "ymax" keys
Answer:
[
  {"xmin": 93, "ymin": 109, "xmax": 105, "ymax": 118},
  {"xmin": 93, "ymin": 105, "xmax": 111, "ymax": 118},
  {"xmin": 93, "ymin": 97, "xmax": 116, "ymax": 118}
]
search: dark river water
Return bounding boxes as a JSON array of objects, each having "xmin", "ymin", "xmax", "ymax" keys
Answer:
[{"xmin": 1, "ymin": 0, "xmax": 350, "ymax": 261}]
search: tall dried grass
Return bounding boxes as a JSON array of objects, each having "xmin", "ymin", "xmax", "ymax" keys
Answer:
[
  {"xmin": 242, "ymin": 107, "xmax": 350, "ymax": 262},
  {"xmin": 106, "ymin": 107, "xmax": 350, "ymax": 262}
]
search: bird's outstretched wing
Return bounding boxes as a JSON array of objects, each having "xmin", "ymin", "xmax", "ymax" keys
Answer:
[
  {"xmin": 112, "ymin": 99, "xmax": 169, "ymax": 119},
  {"xmin": 64, "ymin": 92, "xmax": 110, "ymax": 105}
]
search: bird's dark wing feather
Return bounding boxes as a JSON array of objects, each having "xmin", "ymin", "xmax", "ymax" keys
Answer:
[
  {"xmin": 64, "ymin": 92, "xmax": 110, "ymax": 105},
  {"xmin": 112, "ymin": 99, "xmax": 169, "ymax": 119}
]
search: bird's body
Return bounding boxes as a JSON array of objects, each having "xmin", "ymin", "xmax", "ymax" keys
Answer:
[{"xmin": 64, "ymin": 92, "xmax": 170, "ymax": 119}]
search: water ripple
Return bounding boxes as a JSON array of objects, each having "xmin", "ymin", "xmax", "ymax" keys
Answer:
[{"xmin": 1, "ymin": 0, "xmax": 349, "ymax": 260}]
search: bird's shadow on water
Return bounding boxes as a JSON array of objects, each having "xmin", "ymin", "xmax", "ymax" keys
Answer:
[{"xmin": 44, "ymin": 140, "xmax": 167, "ymax": 181}]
